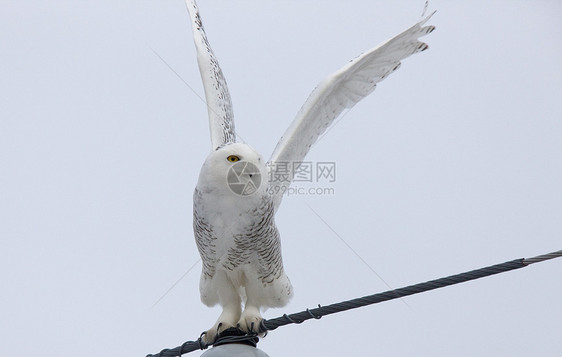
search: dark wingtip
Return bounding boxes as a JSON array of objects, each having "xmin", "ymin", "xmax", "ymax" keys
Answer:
[{"xmin": 418, "ymin": 42, "xmax": 429, "ymax": 52}]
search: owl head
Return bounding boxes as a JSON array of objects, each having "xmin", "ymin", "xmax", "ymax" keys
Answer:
[{"xmin": 197, "ymin": 143, "xmax": 266, "ymax": 197}]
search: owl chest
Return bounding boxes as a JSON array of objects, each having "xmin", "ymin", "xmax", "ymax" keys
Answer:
[
  {"xmin": 198, "ymin": 197, "xmax": 265, "ymax": 235},
  {"xmin": 194, "ymin": 186, "xmax": 276, "ymax": 254}
]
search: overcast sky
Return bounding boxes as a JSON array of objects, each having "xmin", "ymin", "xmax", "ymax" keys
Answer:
[{"xmin": 1, "ymin": 1, "xmax": 561, "ymax": 356}]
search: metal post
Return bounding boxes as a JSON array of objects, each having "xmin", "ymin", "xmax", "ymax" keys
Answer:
[{"xmin": 201, "ymin": 343, "xmax": 270, "ymax": 357}]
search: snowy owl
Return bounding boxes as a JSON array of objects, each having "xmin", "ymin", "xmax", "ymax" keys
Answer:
[{"xmin": 185, "ymin": 0, "xmax": 434, "ymax": 344}]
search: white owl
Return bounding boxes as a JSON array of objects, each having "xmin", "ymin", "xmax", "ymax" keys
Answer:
[{"xmin": 185, "ymin": 0, "xmax": 434, "ymax": 344}]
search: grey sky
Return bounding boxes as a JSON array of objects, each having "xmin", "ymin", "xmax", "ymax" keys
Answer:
[{"xmin": 1, "ymin": 1, "xmax": 561, "ymax": 356}]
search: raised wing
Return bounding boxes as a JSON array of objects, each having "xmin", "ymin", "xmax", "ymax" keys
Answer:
[
  {"xmin": 267, "ymin": 11, "xmax": 435, "ymax": 210},
  {"xmin": 186, "ymin": 0, "xmax": 236, "ymax": 150}
]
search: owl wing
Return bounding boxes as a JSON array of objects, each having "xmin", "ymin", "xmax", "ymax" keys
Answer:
[
  {"xmin": 186, "ymin": 0, "xmax": 236, "ymax": 150},
  {"xmin": 267, "ymin": 11, "xmax": 435, "ymax": 210},
  {"xmin": 193, "ymin": 188, "xmax": 217, "ymax": 281}
]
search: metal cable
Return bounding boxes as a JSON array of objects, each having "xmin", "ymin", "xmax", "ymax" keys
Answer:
[
  {"xmin": 523, "ymin": 249, "xmax": 562, "ymax": 265},
  {"xmin": 146, "ymin": 249, "xmax": 561, "ymax": 357},
  {"xmin": 261, "ymin": 258, "xmax": 525, "ymax": 332}
]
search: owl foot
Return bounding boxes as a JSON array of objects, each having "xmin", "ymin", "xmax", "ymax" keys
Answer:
[
  {"xmin": 201, "ymin": 321, "xmax": 236, "ymax": 346},
  {"xmin": 237, "ymin": 306, "xmax": 263, "ymax": 334}
]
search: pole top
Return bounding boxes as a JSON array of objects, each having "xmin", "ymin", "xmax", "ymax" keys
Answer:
[{"xmin": 201, "ymin": 344, "xmax": 270, "ymax": 357}]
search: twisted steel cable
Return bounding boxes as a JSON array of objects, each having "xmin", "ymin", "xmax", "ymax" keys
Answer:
[{"xmin": 146, "ymin": 249, "xmax": 562, "ymax": 357}]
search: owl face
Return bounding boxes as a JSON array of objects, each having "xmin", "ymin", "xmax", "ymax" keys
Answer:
[{"xmin": 198, "ymin": 143, "xmax": 266, "ymax": 197}]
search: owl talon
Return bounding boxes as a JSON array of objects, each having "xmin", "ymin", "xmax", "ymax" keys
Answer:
[
  {"xmin": 237, "ymin": 306, "xmax": 263, "ymax": 335},
  {"xmin": 202, "ymin": 320, "xmax": 237, "ymax": 345}
]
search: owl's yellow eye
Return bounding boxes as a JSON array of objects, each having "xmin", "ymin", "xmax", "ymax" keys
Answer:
[{"xmin": 227, "ymin": 155, "xmax": 240, "ymax": 162}]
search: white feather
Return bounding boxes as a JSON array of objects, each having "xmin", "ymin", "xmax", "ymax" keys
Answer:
[
  {"xmin": 267, "ymin": 12, "xmax": 435, "ymax": 210},
  {"xmin": 186, "ymin": 0, "xmax": 236, "ymax": 150}
]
